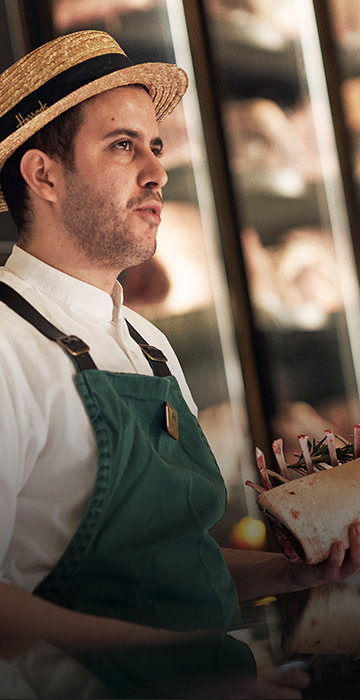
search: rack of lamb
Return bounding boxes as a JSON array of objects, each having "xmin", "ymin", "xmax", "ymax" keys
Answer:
[{"xmin": 246, "ymin": 427, "xmax": 360, "ymax": 564}]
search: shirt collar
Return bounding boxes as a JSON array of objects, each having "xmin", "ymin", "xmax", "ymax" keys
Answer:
[{"xmin": 5, "ymin": 245, "xmax": 124, "ymax": 322}]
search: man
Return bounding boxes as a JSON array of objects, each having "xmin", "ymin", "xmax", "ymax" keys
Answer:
[{"xmin": 0, "ymin": 29, "xmax": 359, "ymax": 699}]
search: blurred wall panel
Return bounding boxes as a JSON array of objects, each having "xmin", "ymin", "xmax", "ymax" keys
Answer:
[{"xmin": 0, "ymin": 0, "xmax": 24, "ymax": 258}]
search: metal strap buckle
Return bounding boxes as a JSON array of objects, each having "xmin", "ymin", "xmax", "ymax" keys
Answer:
[
  {"xmin": 139, "ymin": 344, "xmax": 168, "ymax": 363},
  {"xmin": 56, "ymin": 335, "xmax": 90, "ymax": 357}
]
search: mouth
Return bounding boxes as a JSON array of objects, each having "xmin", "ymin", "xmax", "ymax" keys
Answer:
[
  {"xmin": 135, "ymin": 201, "xmax": 162, "ymax": 223},
  {"xmin": 136, "ymin": 202, "xmax": 162, "ymax": 215}
]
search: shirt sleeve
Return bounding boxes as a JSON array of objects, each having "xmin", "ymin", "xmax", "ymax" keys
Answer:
[{"xmin": 0, "ymin": 350, "xmax": 24, "ymax": 571}]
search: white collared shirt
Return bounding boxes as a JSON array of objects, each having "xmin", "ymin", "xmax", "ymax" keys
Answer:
[{"xmin": 0, "ymin": 245, "xmax": 197, "ymax": 698}]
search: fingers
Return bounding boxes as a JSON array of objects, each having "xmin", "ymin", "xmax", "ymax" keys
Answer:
[
  {"xmin": 321, "ymin": 540, "xmax": 345, "ymax": 579},
  {"xmin": 320, "ymin": 521, "xmax": 360, "ymax": 581},
  {"xmin": 259, "ymin": 667, "xmax": 310, "ymax": 696},
  {"xmin": 274, "ymin": 668, "xmax": 310, "ymax": 689},
  {"xmin": 348, "ymin": 522, "xmax": 360, "ymax": 571}
]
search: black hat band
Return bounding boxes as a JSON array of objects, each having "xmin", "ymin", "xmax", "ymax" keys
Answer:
[{"xmin": 0, "ymin": 52, "xmax": 133, "ymax": 142}]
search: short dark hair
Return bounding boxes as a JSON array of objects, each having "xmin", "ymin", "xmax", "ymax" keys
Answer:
[{"xmin": 0, "ymin": 102, "xmax": 84, "ymax": 236}]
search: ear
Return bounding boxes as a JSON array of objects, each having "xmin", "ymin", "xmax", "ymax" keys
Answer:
[{"xmin": 20, "ymin": 149, "xmax": 63, "ymax": 204}]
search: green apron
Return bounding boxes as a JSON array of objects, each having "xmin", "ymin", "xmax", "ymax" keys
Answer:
[{"xmin": 0, "ymin": 282, "xmax": 256, "ymax": 698}]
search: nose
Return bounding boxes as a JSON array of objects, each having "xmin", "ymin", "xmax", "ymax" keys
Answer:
[{"xmin": 138, "ymin": 150, "xmax": 168, "ymax": 190}]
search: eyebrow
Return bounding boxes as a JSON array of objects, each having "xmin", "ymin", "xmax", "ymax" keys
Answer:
[{"xmin": 103, "ymin": 128, "xmax": 163, "ymax": 151}]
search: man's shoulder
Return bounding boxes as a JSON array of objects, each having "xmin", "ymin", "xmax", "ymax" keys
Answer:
[
  {"xmin": 0, "ymin": 268, "xmax": 52, "ymax": 364},
  {"xmin": 0, "ymin": 265, "xmax": 29, "ymax": 307},
  {"xmin": 0, "ymin": 271, "xmax": 31, "ymax": 336}
]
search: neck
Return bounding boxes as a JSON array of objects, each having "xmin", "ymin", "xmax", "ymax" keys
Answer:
[{"xmin": 18, "ymin": 237, "xmax": 120, "ymax": 296}]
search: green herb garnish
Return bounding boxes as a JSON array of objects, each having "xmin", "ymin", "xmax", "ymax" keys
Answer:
[{"xmin": 288, "ymin": 436, "xmax": 354, "ymax": 470}]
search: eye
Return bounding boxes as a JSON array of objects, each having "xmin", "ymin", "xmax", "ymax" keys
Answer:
[
  {"xmin": 151, "ymin": 145, "xmax": 163, "ymax": 158},
  {"xmin": 112, "ymin": 139, "xmax": 132, "ymax": 151}
]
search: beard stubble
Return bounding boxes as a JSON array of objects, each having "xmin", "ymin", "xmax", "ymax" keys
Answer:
[{"xmin": 60, "ymin": 174, "xmax": 159, "ymax": 271}]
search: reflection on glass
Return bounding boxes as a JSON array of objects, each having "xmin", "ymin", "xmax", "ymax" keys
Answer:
[
  {"xmin": 284, "ymin": 572, "xmax": 360, "ymax": 655},
  {"xmin": 204, "ymin": 0, "xmax": 360, "ymax": 457},
  {"xmin": 330, "ymin": 0, "xmax": 360, "ymax": 49},
  {"xmin": 330, "ymin": 0, "xmax": 360, "ymax": 185},
  {"xmin": 206, "ymin": 0, "xmax": 297, "ymax": 51},
  {"xmin": 125, "ymin": 203, "xmax": 213, "ymax": 318},
  {"xmin": 223, "ymin": 95, "xmax": 325, "ymax": 195},
  {"xmin": 52, "ymin": 0, "xmax": 160, "ymax": 34},
  {"xmin": 241, "ymin": 226, "xmax": 343, "ymax": 330}
]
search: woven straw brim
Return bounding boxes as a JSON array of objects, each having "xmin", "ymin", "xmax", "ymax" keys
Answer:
[{"xmin": 0, "ymin": 62, "xmax": 188, "ymax": 213}]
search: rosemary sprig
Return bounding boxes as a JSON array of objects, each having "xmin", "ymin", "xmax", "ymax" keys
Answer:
[{"xmin": 288, "ymin": 436, "xmax": 354, "ymax": 470}]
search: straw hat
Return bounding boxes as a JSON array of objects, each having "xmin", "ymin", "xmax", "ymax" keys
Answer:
[{"xmin": 0, "ymin": 30, "xmax": 188, "ymax": 212}]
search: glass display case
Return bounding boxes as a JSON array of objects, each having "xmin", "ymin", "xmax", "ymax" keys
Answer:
[{"xmin": 202, "ymin": 0, "xmax": 360, "ymax": 465}]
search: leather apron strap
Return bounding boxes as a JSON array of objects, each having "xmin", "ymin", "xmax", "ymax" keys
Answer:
[
  {"xmin": 0, "ymin": 281, "xmax": 171, "ymax": 376},
  {"xmin": 124, "ymin": 319, "xmax": 171, "ymax": 377}
]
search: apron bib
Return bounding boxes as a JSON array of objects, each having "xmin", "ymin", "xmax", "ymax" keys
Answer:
[{"xmin": 0, "ymin": 282, "xmax": 256, "ymax": 697}]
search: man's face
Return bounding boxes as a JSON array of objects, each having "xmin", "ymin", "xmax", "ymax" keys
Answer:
[{"xmin": 59, "ymin": 86, "xmax": 168, "ymax": 272}]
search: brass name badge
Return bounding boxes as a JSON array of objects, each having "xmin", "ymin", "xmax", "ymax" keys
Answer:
[{"xmin": 165, "ymin": 402, "xmax": 179, "ymax": 440}]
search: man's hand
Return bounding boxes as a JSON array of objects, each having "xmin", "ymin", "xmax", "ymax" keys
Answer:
[
  {"xmin": 287, "ymin": 521, "xmax": 360, "ymax": 591},
  {"xmin": 223, "ymin": 521, "xmax": 360, "ymax": 601}
]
